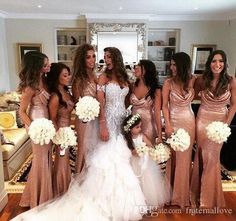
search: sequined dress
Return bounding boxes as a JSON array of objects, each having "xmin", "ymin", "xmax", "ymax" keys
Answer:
[{"xmin": 190, "ymin": 89, "xmax": 231, "ymax": 208}]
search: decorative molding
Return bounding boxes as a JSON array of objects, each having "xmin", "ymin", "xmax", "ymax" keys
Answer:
[
  {"xmin": 0, "ymin": 12, "xmax": 235, "ymax": 21},
  {"xmin": 88, "ymin": 23, "xmax": 146, "ymax": 61}
]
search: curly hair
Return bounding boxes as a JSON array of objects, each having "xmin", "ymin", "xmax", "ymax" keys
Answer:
[
  {"xmin": 46, "ymin": 62, "xmax": 70, "ymax": 108},
  {"xmin": 202, "ymin": 50, "xmax": 232, "ymax": 97},
  {"xmin": 18, "ymin": 51, "xmax": 48, "ymax": 92},
  {"xmin": 72, "ymin": 43, "xmax": 95, "ymax": 91},
  {"xmin": 135, "ymin": 59, "xmax": 161, "ymax": 99},
  {"xmin": 122, "ymin": 114, "xmax": 141, "ymax": 151},
  {"xmin": 104, "ymin": 47, "xmax": 128, "ymax": 85},
  {"xmin": 170, "ymin": 52, "xmax": 192, "ymax": 92}
]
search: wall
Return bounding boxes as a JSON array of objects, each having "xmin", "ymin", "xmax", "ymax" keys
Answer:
[
  {"xmin": 0, "ymin": 17, "xmax": 10, "ymax": 93},
  {"xmin": 148, "ymin": 20, "xmax": 234, "ymax": 74},
  {"xmin": 5, "ymin": 17, "xmax": 86, "ymax": 91},
  {"xmin": 3, "ymin": 18, "xmax": 236, "ymax": 90},
  {"xmin": 226, "ymin": 18, "xmax": 236, "ymax": 76}
]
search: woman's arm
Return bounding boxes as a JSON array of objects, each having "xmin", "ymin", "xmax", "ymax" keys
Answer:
[
  {"xmin": 18, "ymin": 87, "xmax": 35, "ymax": 127},
  {"xmin": 154, "ymin": 88, "xmax": 163, "ymax": 144},
  {"xmin": 162, "ymin": 79, "xmax": 173, "ymax": 137},
  {"xmin": 72, "ymin": 80, "xmax": 80, "ymax": 102},
  {"xmin": 193, "ymin": 75, "xmax": 203, "ymax": 100},
  {"xmin": 226, "ymin": 78, "xmax": 236, "ymax": 124},
  {"xmin": 143, "ymin": 134, "xmax": 153, "ymax": 147},
  {"xmin": 97, "ymin": 74, "xmax": 109, "ymax": 141},
  {"xmin": 48, "ymin": 94, "xmax": 59, "ymax": 131}
]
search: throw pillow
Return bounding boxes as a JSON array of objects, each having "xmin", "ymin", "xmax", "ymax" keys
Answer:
[{"xmin": 0, "ymin": 111, "xmax": 18, "ymax": 130}]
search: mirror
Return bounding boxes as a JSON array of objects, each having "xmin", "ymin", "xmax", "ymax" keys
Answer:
[{"xmin": 88, "ymin": 23, "xmax": 146, "ymax": 64}]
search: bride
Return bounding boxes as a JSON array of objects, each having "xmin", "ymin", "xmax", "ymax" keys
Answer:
[{"xmin": 11, "ymin": 47, "xmax": 147, "ymax": 221}]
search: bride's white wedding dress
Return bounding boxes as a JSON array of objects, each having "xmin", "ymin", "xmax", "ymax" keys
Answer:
[{"xmin": 11, "ymin": 83, "xmax": 147, "ymax": 221}]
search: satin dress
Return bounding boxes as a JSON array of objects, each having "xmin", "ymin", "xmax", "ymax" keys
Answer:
[
  {"xmin": 53, "ymin": 98, "xmax": 74, "ymax": 197},
  {"xmin": 11, "ymin": 82, "xmax": 146, "ymax": 221},
  {"xmin": 19, "ymin": 89, "xmax": 53, "ymax": 208},
  {"xmin": 165, "ymin": 79, "xmax": 195, "ymax": 208},
  {"xmin": 74, "ymin": 82, "xmax": 98, "ymax": 173},
  {"xmin": 130, "ymin": 94, "xmax": 157, "ymax": 144},
  {"xmin": 190, "ymin": 89, "xmax": 231, "ymax": 208}
]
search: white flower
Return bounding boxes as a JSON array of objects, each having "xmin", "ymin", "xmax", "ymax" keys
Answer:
[
  {"xmin": 206, "ymin": 121, "xmax": 231, "ymax": 144},
  {"xmin": 149, "ymin": 143, "xmax": 171, "ymax": 163},
  {"xmin": 75, "ymin": 96, "xmax": 100, "ymax": 122},
  {"xmin": 135, "ymin": 141, "xmax": 150, "ymax": 156},
  {"xmin": 52, "ymin": 127, "xmax": 77, "ymax": 156},
  {"xmin": 166, "ymin": 128, "xmax": 190, "ymax": 151},
  {"xmin": 28, "ymin": 118, "xmax": 56, "ymax": 145}
]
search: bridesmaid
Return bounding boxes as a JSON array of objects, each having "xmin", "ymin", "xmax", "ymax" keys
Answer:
[
  {"xmin": 190, "ymin": 50, "xmax": 236, "ymax": 208},
  {"xmin": 46, "ymin": 63, "xmax": 74, "ymax": 197},
  {"xmin": 72, "ymin": 43, "xmax": 98, "ymax": 173},
  {"xmin": 130, "ymin": 60, "xmax": 162, "ymax": 144},
  {"xmin": 18, "ymin": 51, "xmax": 52, "ymax": 208},
  {"xmin": 162, "ymin": 52, "xmax": 196, "ymax": 208}
]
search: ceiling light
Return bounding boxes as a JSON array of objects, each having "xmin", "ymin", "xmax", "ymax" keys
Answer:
[
  {"xmin": 194, "ymin": 7, "xmax": 198, "ymax": 10},
  {"xmin": 37, "ymin": 5, "xmax": 42, "ymax": 9},
  {"xmin": 119, "ymin": 6, "xmax": 123, "ymax": 10}
]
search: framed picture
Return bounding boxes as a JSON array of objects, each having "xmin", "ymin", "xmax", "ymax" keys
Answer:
[
  {"xmin": 191, "ymin": 44, "xmax": 216, "ymax": 74},
  {"xmin": 17, "ymin": 43, "xmax": 42, "ymax": 68}
]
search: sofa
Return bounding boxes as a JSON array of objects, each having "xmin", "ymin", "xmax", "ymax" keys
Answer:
[
  {"xmin": 0, "ymin": 91, "xmax": 32, "ymax": 181},
  {"xmin": 1, "ymin": 129, "xmax": 31, "ymax": 180}
]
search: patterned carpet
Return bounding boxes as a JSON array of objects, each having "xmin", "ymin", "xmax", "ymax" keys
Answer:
[{"xmin": 4, "ymin": 148, "xmax": 236, "ymax": 193}]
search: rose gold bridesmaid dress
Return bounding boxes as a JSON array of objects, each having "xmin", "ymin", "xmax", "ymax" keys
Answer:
[
  {"xmin": 53, "ymin": 99, "xmax": 74, "ymax": 197},
  {"xmin": 130, "ymin": 94, "xmax": 157, "ymax": 144},
  {"xmin": 75, "ymin": 82, "xmax": 97, "ymax": 173},
  {"xmin": 165, "ymin": 80, "xmax": 195, "ymax": 208},
  {"xmin": 20, "ymin": 89, "xmax": 53, "ymax": 208},
  {"xmin": 190, "ymin": 89, "xmax": 230, "ymax": 208}
]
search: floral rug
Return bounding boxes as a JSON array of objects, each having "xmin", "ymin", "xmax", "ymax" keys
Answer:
[{"xmin": 5, "ymin": 150, "xmax": 236, "ymax": 193}]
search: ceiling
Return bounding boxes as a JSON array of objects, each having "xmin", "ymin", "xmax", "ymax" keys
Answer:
[{"xmin": 0, "ymin": 0, "xmax": 236, "ymax": 20}]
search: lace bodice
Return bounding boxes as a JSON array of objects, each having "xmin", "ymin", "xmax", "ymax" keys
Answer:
[{"xmin": 105, "ymin": 83, "xmax": 129, "ymax": 137}]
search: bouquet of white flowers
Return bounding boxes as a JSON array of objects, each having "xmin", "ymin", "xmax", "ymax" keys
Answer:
[
  {"xmin": 135, "ymin": 141, "xmax": 150, "ymax": 156},
  {"xmin": 75, "ymin": 96, "xmax": 100, "ymax": 122},
  {"xmin": 206, "ymin": 121, "xmax": 231, "ymax": 144},
  {"xmin": 52, "ymin": 127, "xmax": 77, "ymax": 156},
  {"xmin": 166, "ymin": 128, "xmax": 190, "ymax": 152},
  {"xmin": 149, "ymin": 143, "xmax": 171, "ymax": 163},
  {"xmin": 28, "ymin": 118, "xmax": 56, "ymax": 145}
]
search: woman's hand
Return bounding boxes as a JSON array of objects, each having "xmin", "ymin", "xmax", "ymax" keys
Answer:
[
  {"xmin": 99, "ymin": 121, "xmax": 109, "ymax": 141},
  {"xmin": 165, "ymin": 126, "xmax": 174, "ymax": 138},
  {"xmin": 131, "ymin": 149, "xmax": 139, "ymax": 157},
  {"xmin": 155, "ymin": 136, "xmax": 163, "ymax": 144}
]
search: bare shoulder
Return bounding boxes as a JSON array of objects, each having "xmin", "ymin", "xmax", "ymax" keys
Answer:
[
  {"xmin": 22, "ymin": 86, "xmax": 36, "ymax": 96},
  {"xmin": 229, "ymin": 77, "xmax": 236, "ymax": 89},
  {"xmin": 98, "ymin": 73, "xmax": 109, "ymax": 85},
  {"xmin": 162, "ymin": 78, "xmax": 171, "ymax": 89}
]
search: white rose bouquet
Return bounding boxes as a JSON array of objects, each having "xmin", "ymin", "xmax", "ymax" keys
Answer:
[
  {"xmin": 149, "ymin": 143, "xmax": 171, "ymax": 163},
  {"xmin": 75, "ymin": 96, "xmax": 100, "ymax": 123},
  {"xmin": 28, "ymin": 118, "xmax": 56, "ymax": 145},
  {"xmin": 135, "ymin": 141, "xmax": 150, "ymax": 156},
  {"xmin": 52, "ymin": 127, "xmax": 77, "ymax": 156},
  {"xmin": 206, "ymin": 121, "xmax": 231, "ymax": 144},
  {"xmin": 166, "ymin": 128, "xmax": 190, "ymax": 152}
]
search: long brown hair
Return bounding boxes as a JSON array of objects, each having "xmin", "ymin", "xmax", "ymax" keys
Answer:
[
  {"xmin": 202, "ymin": 50, "xmax": 232, "ymax": 97},
  {"xmin": 171, "ymin": 52, "xmax": 192, "ymax": 92},
  {"xmin": 46, "ymin": 62, "xmax": 70, "ymax": 108},
  {"xmin": 72, "ymin": 43, "xmax": 95, "ymax": 91},
  {"xmin": 122, "ymin": 114, "xmax": 141, "ymax": 150},
  {"xmin": 18, "ymin": 51, "xmax": 48, "ymax": 92},
  {"xmin": 104, "ymin": 47, "xmax": 128, "ymax": 85}
]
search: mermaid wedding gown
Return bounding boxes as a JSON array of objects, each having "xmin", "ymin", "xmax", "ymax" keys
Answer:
[{"xmin": 11, "ymin": 82, "xmax": 147, "ymax": 221}]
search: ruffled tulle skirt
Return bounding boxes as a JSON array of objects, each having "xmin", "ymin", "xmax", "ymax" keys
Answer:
[
  {"xmin": 131, "ymin": 154, "xmax": 171, "ymax": 208},
  {"xmin": 11, "ymin": 134, "xmax": 147, "ymax": 221}
]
